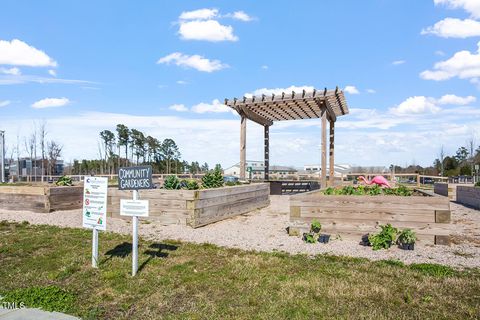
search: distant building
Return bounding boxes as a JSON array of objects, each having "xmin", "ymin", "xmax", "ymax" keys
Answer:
[
  {"xmin": 302, "ymin": 163, "xmax": 352, "ymax": 177},
  {"xmin": 224, "ymin": 160, "xmax": 297, "ymax": 180},
  {"xmin": 8, "ymin": 158, "xmax": 64, "ymax": 179}
]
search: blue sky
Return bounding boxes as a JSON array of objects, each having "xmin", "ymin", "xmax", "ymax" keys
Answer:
[{"xmin": 1, "ymin": 0, "xmax": 480, "ymax": 168}]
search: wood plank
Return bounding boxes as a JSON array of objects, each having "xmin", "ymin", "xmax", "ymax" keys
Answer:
[
  {"xmin": 0, "ymin": 186, "xmax": 46, "ymax": 195},
  {"xmin": 240, "ymin": 115, "xmax": 246, "ymax": 180},
  {"xmin": 321, "ymin": 108, "xmax": 327, "ymax": 188}
]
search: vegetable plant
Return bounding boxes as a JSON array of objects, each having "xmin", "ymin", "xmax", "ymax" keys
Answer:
[
  {"xmin": 164, "ymin": 175, "xmax": 181, "ymax": 190},
  {"xmin": 323, "ymin": 185, "xmax": 412, "ymax": 196},
  {"xmin": 311, "ymin": 219, "xmax": 322, "ymax": 233},
  {"xmin": 56, "ymin": 176, "xmax": 73, "ymax": 186},
  {"xmin": 368, "ymin": 224, "xmax": 398, "ymax": 250},
  {"xmin": 303, "ymin": 233, "xmax": 317, "ymax": 243},
  {"xmin": 398, "ymin": 229, "xmax": 416, "ymax": 245},
  {"xmin": 180, "ymin": 179, "xmax": 199, "ymax": 190},
  {"xmin": 201, "ymin": 168, "xmax": 224, "ymax": 189}
]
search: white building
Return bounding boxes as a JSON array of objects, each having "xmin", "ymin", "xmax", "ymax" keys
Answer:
[
  {"xmin": 303, "ymin": 163, "xmax": 352, "ymax": 177},
  {"xmin": 224, "ymin": 160, "xmax": 297, "ymax": 180}
]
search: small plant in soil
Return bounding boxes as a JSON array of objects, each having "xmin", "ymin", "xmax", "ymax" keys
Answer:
[
  {"xmin": 397, "ymin": 228, "xmax": 416, "ymax": 250},
  {"xmin": 303, "ymin": 219, "xmax": 330, "ymax": 244},
  {"xmin": 368, "ymin": 224, "xmax": 398, "ymax": 250}
]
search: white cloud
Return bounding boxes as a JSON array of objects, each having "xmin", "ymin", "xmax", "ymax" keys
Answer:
[
  {"xmin": 48, "ymin": 69, "xmax": 57, "ymax": 77},
  {"xmin": 390, "ymin": 96, "xmax": 441, "ymax": 115},
  {"xmin": 420, "ymin": 42, "xmax": 480, "ymax": 81},
  {"xmin": 176, "ymin": 80, "xmax": 188, "ymax": 85},
  {"xmin": 0, "ymin": 67, "xmax": 21, "ymax": 75},
  {"xmin": 191, "ymin": 99, "xmax": 231, "ymax": 113},
  {"xmin": 344, "ymin": 85, "xmax": 360, "ymax": 94},
  {"xmin": 229, "ymin": 11, "xmax": 253, "ymax": 22},
  {"xmin": 0, "ymin": 75, "xmax": 94, "ymax": 86},
  {"xmin": 178, "ymin": 20, "xmax": 238, "ymax": 42},
  {"xmin": 246, "ymin": 85, "xmax": 315, "ymax": 97},
  {"xmin": 157, "ymin": 52, "xmax": 228, "ymax": 72},
  {"xmin": 390, "ymin": 94, "xmax": 476, "ymax": 115},
  {"xmin": 179, "ymin": 8, "xmax": 219, "ymax": 20},
  {"xmin": 31, "ymin": 97, "xmax": 70, "ymax": 109},
  {"xmin": 437, "ymin": 94, "xmax": 476, "ymax": 105},
  {"xmin": 0, "ymin": 100, "xmax": 11, "ymax": 107},
  {"xmin": 392, "ymin": 60, "xmax": 406, "ymax": 65},
  {"xmin": 422, "ymin": 18, "xmax": 480, "ymax": 38},
  {"xmin": 366, "ymin": 89, "xmax": 376, "ymax": 94},
  {"xmin": 261, "ymin": 65, "xmax": 268, "ymax": 70},
  {"xmin": 434, "ymin": 0, "xmax": 480, "ymax": 19},
  {"xmin": 169, "ymin": 104, "xmax": 188, "ymax": 112},
  {"xmin": 0, "ymin": 39, "xmax": 57, "ymax": 67}
]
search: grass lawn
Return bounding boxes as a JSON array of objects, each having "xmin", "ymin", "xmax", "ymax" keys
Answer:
[{"xmin": 0, "ymin": 221, "xmax": 479, "ymax": 319}]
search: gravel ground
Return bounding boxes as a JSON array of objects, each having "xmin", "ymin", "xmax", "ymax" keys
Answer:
[{"xmin": 1, "ymin": 196, "xmax": 479, "ymax": 269}]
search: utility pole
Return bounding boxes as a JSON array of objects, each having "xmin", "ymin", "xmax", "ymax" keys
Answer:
[{"xmin": 0, "ymin": 131, "xmax": 5, "ymax": 183}]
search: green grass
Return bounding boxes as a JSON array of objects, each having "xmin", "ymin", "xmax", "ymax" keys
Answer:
[{"xmin": 0, "ymin": 222, "xmax": 479, "ymax": 319}]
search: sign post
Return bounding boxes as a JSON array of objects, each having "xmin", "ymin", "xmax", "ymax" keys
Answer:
[
  {"xmin": 118, "ymin": 165, "xmax": 153, "ymax": 276},
  {"xmin": 82, "ymin": 176, "xmax": 108, "ymax": 268}
]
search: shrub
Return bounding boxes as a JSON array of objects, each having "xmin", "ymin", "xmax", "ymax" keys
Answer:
[
  {"xmin": 368, "ymin": 224, "xmax": 398, "ymax": 250},
  {"xmin": 181, "ymin": 179, "xmax": 199, "ymax": 190},
  {"xmin": 0, "ymin": 285, "xmax": 76, "ymax": 313},
  {"xmin": 201, "ymin": 168, "xmax": 224, "ymax": 189},
  {"xmin": 56, "ymin": 176, "xmax": 73, "ymax": 186},
  {"xmin": 164, "ymin": 175, "xmax": 181, "ymax": 190},
  {"xmin": 475, "ymin": 181, "xmax": 480, "ymax": 188},
  {"xmin": 225, "ymin": 181, "xmax": 241, "ymax": 186},
  {"xmin": 398, "ymin": 229, "xmax": 417, "ymax": 245}
]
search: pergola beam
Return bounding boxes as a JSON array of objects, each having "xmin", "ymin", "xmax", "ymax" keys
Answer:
[
  {"xmin": 240, "ymin": 115, "xmax": 247, "ymax": 181},
  {"xmin": 329, "ymin": 120, "xmax": 335, "ymax": 186},
  {"xmin": 264, "ymin": 125, "xmax": 269, "ymax": 180}
]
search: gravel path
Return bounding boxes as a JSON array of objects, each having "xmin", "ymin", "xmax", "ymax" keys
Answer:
[{"xmin": 1, "ymin": 196, "xmax": 479, "ymax": 269}]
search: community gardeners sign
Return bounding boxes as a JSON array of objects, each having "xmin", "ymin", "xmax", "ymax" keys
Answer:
[{"xmin": 118, "ymin": 165, "xmax": 153, "ymax": 190}]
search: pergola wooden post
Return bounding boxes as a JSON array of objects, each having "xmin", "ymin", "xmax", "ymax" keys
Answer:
[
  {"xmin": 226, "ymin": 88, "xmax": 349, "ymax": 186},
  {"xmin": 240, "ymin": 115, "xmax": 247, "ymax": 181},
  {"xmin": 321, "ymin": 109, "xmax": 327, "ymax": 188},
  {"xmin": 329, "ymin": 120, "xmax": 335, "ymax": 186},
  {"xmin": 264, "ymin": 125, "xmax": 270, "ymax": 180}
]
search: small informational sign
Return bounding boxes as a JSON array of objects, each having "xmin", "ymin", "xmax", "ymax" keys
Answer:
[
  {"xmin": 118, "ymin": 165, "xmax": 153, "ymax": 190},
  {"xmin": 120, "ymin": 199, "xmax": 149, "ymax": 217},
  {"xmin": 82, "ymin": 176, "xmax": 108, "ymax": 231}
]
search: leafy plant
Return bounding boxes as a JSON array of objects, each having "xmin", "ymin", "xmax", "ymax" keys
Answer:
[
  {"xmin": 225, "ymin": 181, "xmax": 241, "ymax": 186},
  {"xmin": 368, "ymin": 224, "xmax": 399, "ymax": 250},
  {"xmin": 180, "ymin": 179, "xmax": 199, "ymax": 190},
  {"xmin": 322, "ymin": 185, "xmax": 413, "ymax": 196},
  {"xmin": 0, "ymin": 285, "xmax": 76, "ymax": 313},
  {"xmin": 475, "ymin": 181, "xmax": 480, "ymax": 188},
  {"xmin": 311, "ymin": 219, "xmax": 322, "ymax": 233},
  {"xmin": 303, "ymin": 232, "xmax": 317, "ymax": 243},
  {"xmin": 56, "ymin": 176, "xmax": 73, "ymax": 186},
  {"xmin": 398, "ymin": 229, "xmax": 417, "ymax": 245},
  {"xmin": 201, "ymin": 168, "xmax": 224, "ymax": 189},
  {"xmin": 164, "ymin": 175, "xmax": 181, "ymax": 190}
]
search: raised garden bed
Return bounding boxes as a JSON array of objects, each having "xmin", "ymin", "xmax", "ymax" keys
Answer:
[
  {"xmin": 456, "ymin": 186, "xmax": 480, "ymax": 210},
  {"xmin": 0, "ymin": 185, "xmax": 83, "ymax": 213},
  {"xmin": 108, "ymin": 183, "xmax": 270, "ymax": 227},
  {"xmin": 289, "ymin": 186, "xmax": 451, "ymax": 245}
]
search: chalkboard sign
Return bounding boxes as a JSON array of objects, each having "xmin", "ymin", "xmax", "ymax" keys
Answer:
[{"xmin": 118, "ymin": 166, "xmax": 153, "ymax": 190}]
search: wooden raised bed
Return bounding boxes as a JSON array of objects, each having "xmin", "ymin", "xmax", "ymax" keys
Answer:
[
  {"xmin": 0, "ymin": 185, "xmax": 83, "ymax": 213},
  {"xmin": 289, "ymin": 190, "xmax": 451, "ymax": 245},
  {"xmin": 456, "ymin": 186, "xmax": 480, "ymax": 210},
  {"xmin": 108, "ymin": 183, "xmax": 270, "ymax": 227}
]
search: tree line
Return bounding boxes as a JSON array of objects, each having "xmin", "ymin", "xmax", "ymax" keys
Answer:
[{"xmin": 68, "ymin": 124, "xmax": 220, "ymax": 175}]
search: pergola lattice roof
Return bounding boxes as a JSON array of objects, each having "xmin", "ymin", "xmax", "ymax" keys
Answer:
[{"xmin": 225, "ymin": 87, "xmax": 349, "ymax": 126}]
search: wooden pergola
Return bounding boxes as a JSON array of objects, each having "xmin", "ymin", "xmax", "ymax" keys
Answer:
[{"xmin": 225, "ymin": 87, "xmax": 349, "ymax": 188}]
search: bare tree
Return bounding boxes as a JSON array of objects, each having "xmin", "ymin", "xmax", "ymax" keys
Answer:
[
  {"xmin": 47, "ymin": 141, "xmax": 62, "ymax": 176},
  {"xmin": 438, "ymin": 145, "xmax": 445, "ymax": 177},
  {"xmin": 39, "ymin": 121, "xmax": 48, "ymax": 182}
]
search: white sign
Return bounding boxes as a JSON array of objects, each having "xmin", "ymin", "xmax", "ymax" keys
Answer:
[
  {"xmin": 82, "ymin": 176, "xmax": 108, "ymax": 231},
  {"xmin": 120, "ymin": 199, "xmax": 149, "ymax": 217}
]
